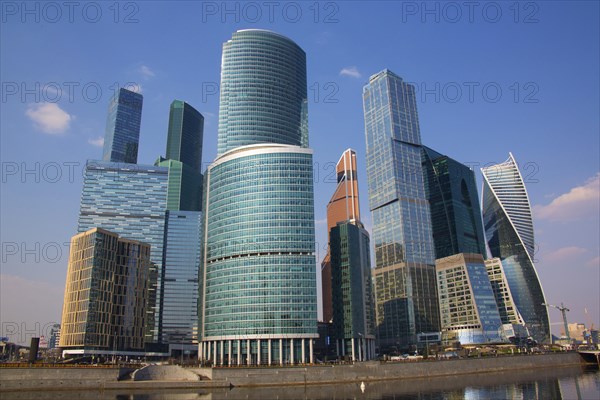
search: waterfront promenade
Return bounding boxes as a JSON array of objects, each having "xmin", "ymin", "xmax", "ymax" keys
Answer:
[{"xmin": 0, "ymin": 352, "xmax": 592, "ymax": 392}]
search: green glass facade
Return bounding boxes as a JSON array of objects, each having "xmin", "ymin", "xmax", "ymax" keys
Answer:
[
  {"xmin": 421, "ymin": 146, "xmax": 486, "ymax": 259},
  {"xmin": 156, "ymin": 158, "xmax": 203, "ymax": 212},
  {"xmin": 166, "ymin": 100, "xmax": 204, "ymax": 173},
  {"xmin": 330, "ymin": 221, "xmax": 376, "ymax": 360},
  {"xmin": 217, "ymin": 29, "xmax": 308, "ymax": 156}
]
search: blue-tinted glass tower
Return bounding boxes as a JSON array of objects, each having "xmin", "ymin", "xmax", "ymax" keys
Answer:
[
  {"xmin": 481, "ymin": 153, "xmax": 550, "ymax": 343},
  {"xmin": 78, "ymin": 160, "xmax": 168, "ymax": 345},
  {"xmin": 102, "ymin": 88, "xmax": 143, "ymax": 164},
  {"xmin": 363, "ymin": 69, "xmax": 440, "ymax": 352},
  {"xmin": 421, "ymin": 146, "xmax": 487, "ymax": 259},
  {"xmin": 161, "ymin": 210, "xmax": 202, "ymax": 354},
  {"xmin": 201, "ymin": 30, "xmax": 317, "ymax": 366}
]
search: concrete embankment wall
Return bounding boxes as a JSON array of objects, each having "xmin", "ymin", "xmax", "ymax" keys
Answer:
[
  {"xmin": 196, "ymin": 353, "xmax": 583, "ymax": 387},
  {"xmin": 0, "ymin": 367, "xmax": 132, "ymax": 391},
  {"xmin": 0, "ymin": 353, "xmax": 585, "ymax": 391}
]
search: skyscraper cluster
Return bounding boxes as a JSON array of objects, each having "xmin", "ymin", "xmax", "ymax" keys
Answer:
[
  {"xmin": 60, "ymin": 89, "xmax": 205, "ymax": 358},
  {"xmin": 59, "ymin": 29, "xmax": 550, "ymax": 362},
  {"xmin": 362, "ymin": 70, "xmax": 549, "ymax": 350}
]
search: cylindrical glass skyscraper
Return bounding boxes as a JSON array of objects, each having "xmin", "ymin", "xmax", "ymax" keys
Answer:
[
  {"xmin": 200, "ymin": 30, "xmax": 317, "ymax": 366},
  {"xmin": 217, "ymin": 29, "xmax": 308, "ymax": 156}
]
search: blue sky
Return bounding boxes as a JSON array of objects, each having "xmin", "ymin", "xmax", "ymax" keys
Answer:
[{"xmin": 1, "ymin": 1, "xmax": 598, "ymax": 343}]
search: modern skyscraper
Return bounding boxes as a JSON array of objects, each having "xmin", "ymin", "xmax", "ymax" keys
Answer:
[
  {"xmin": 330, "ymin": 221, "xmax": 376, "ymax": 360},
  {"xmin": 321, "ymin": 149, "xmax": 374, "ymax": 360},
  {"xmin": 78, "ymin": 160, "xmax": 168, "ymax": 345},
  {"xmin": 436, "ymin": 253, "xmax": 504, "ymax": 345},
  {"xmin": 481, "ymin": 153, "xmax": 550, "ymax": 343},
  {"xmin": 60, "ymin": 228, "xmax": 150, "ymax": 355},
  {"xmin": 421, "ymin": 146, "xmax": 487, "ymax": 259},
  {"xmin": 166, "ymin": 100, "xmax": 204, "ymax": 172},
  {"xmin": 363, "ymin": 69, "xmax": 440, "ymax": 351},
  {"xmin": 102, "ymin": 88, "xmax": 143, "ymax": 164},
  {"xmin": 160, "ymin": 210, "xmax": 202, "ymax": 355},
  {"xmin": 217, "ymin": 29, "xmax": 308, "ymax": 156},
  {"xmin": 200, "ymin": 30, "xmax": 317, "ymax": 366},
  {"xmin": 321, "ymin": 149, "xmax": 361, "ymax": 323}
]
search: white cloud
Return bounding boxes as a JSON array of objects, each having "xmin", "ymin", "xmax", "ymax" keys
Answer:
[
  {"xmin": 544, "ymin": 246, "xmax": 587, "ymax": 263},
  {"xmin": 88, "ymin": 137, "xmax": 104, "ymax": 147},
  {"xmin": 339, "ymin": 66, "xmax": 362, "ymax": 79},
  {"xmin": 534, "ymin": 173, "xmax": 600, "ymax": 221},
  {"xmin": 586, "ymin": 256, "xmax": 599, "ymax": 268},
  {"xmin": 25, "ymin": 103, "xmax": 73, "ymax": 135},
  {"xmin": 139, "ymin": 65, "xmax": 155, "ymax": 79}
]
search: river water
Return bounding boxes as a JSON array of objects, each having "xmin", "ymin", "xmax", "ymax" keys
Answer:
[{"xmin": 3, "ymin": 365, "xmax": 599, "ymax": 399}]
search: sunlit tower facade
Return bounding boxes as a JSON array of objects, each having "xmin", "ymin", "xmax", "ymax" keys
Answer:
[
  {"xmin": 363, "ymin": 69, "xmax": 440, "ymax": 352},
  {"xmin": 481, "ymin": 153, "xmax": 550, "ymax": 343},
  {"xmin": 200, "ymin": 30, "xmax": 317, "ymax": 366},
  {"xmin": 321, "ymin": 149, "xmax": 361, "ymax": 323}
]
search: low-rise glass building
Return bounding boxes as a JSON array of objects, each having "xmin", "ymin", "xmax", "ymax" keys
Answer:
[{"xmin": 436, "ymin": 253, "xmax": 504, "ymax": 345}]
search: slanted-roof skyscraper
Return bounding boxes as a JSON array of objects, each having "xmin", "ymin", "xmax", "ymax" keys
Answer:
[
  {"xmin": 200, "ymin": 30, "xmax": 317, "ymax": 366},
  {"xmin": 322, "ymin": 149, "xmax": 360, "ymax": 323},
  {"xmin": 103, "ymin": 88, "xmax": 143, "ymax": 164},
  {"xmin": 166, "ymin": 100, "xmax": 204, "ymax": 172},
  {"xmin": 481, "ymin": 153, "xmax": 550, "ymax": 343},
  {"xmin": 321, "ymin": 149, "xmax": 375, "ymax": 360},
  {"xmin": 363, "ymin": 69, "xmax": 440, "ymax": 352},
  {"xmin": 422, "ymin": 146, "xmax": 487, "ymax": 259}
]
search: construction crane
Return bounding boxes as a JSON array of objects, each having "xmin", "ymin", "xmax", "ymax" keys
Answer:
[{"xmin": 543, "ymin": 303, "xmax": 570, "ymax": 342}]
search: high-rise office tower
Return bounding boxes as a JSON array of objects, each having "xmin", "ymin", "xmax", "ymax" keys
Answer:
[
  {"xmin": 481, "ymin": 153, "xmax": 550, "ymax": 343},
  {"xmin": 363, "ymin": 69, "xmax": 440, "ymax": 351},
  {"xmin": 321, "ymin": 149, "xmax": 360, "ymax": 323},
  {"xmin": 155, "ymin": 101, "xmax": 204, "ymax": 355},
  {"xmin": 322, "ymin": 149, "xmax": 375, "ymax": 360},
  {"xmin": 78, "ymin": 160, "xmax": 168, "ymax": 345},
  {"xmin": 102, "ymin": 88, "xmax": 143, "ymax": 164},
  {"xmin": 166, "ymin": 100, "xmax": 204, "ymax": 172},
  {"xmin": 436, "ymin": 253, "xmax": 504, "ymax": 345},
  {"xmin": 422, "ymin": 146, "xmax": 487, "ymax": 259},
  {"xmin": 330, "ymin": 222, "xmax": 376, "ymax": 360},
  {"xmin": 60, "ymin": 228, "xmax": 150, "ymax": 355},
  {"xmin": 160, "ymin": 210, "xmax": 202, "ymax": 355},
  {"xmin": 200, "ymin": 30, "xmax": 317, "ymax": 366}
]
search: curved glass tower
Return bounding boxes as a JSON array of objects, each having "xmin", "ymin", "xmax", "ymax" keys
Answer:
[
  {"xmin": 201, "ymin": 30, "xmax": 317, "ymax": 366},
  {"xmin": 481, "ymin": 153, "xmax": 550, "ymax": 343},
  {"xmin": 217, "ymin": 29, "xmax": 308, "ymax": 155}
]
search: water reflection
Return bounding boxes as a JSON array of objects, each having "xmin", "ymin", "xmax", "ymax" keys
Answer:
[{"xmin": 2, "ymin": 366, "xmax": 598, "ymax": 400}]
